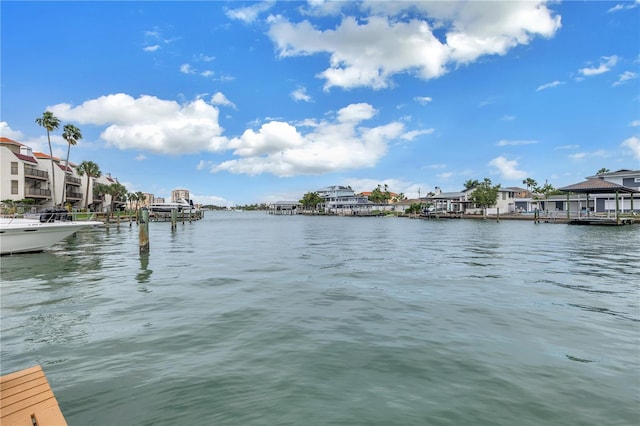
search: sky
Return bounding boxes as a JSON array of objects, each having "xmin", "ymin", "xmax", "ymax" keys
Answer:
[{"xmin": 1, "ymin": 1, "xmax": 639, "ymax": 207}]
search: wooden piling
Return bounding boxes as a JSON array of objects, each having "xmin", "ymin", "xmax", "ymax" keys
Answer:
[
  {"xmin": 140, "ymin": 208, "xmax": 150, "ymax": 253},
  {"xmin": 171, "ymin": 208, "xmax": 177, "ymax": 231}
]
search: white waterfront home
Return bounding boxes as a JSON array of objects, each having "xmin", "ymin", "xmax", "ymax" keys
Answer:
[{"xmin": 316, "ymin": 185, "xmax": 374, "ymax": 214}]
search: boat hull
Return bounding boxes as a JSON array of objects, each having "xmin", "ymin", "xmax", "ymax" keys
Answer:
[{"xmin": 0, "ymin": 218, "xmax": 103, "ymax": 255}]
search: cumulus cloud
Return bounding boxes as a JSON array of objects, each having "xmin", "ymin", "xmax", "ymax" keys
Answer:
[
  {"xmin": 267, "ymin": 1, "xmax": 560, "ymax": 90},
  {"xmin": 630, "ymin": 120, "xmax": 640, "ymax": 127},
  {"xmin": 211, "ymin": 92, "xmax": 236, "ymax": 109},
  {"xmin": 579, "ymin": 55, "xmax": 618, "ymax": 76},
  {"xmin": 211, "ymin": 103, "xmax": 404, "ymax": 176},
  {"xmin": 48, "ymin": 93, "xmax": 227, "ymax": 154},
  {"xmin": 0, "ymin": 122, "xmax": 25, "ymax": 140},
  {"xmin": 143, "ymin": 45, "xmax": 160, "ymax": 52},
  {"xmin": 47, "ymin": 94, "xmax": 410, "ymax": 177},
  {"xmin": 621, "ymin": 136, "xmax": 640, "ymax": 160},
  {"xmin": 489, "ymin": 156, "xmax": 527, "ymax": 180}
]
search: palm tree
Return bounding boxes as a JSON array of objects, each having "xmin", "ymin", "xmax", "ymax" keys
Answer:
[
  {"xmin": 464, "ymin": 179, "xmax": 480, "ymax": 190},
  {"xmin": 61, "ymin": 124, "xmax": 83, "ymax": 205},
  {"xmin": 76, "ymin": 161, "xmax": 101, "ymax": 210},
  {"xmin": 105, "ymin": 182, "xmax": 128, "ymax": 221},
  {"xmin": 93, "ymin": 183, "xmax": 109, "ymax": 213},
  {"xmin": 522, "ymin": 177, "xmax": 537, "ymax": 192},
  {"xmin": 596, "ymin": 168, "xmax": 610, "ymax": 175},
  {"xmin": 35, "ymin": 111, "xmax": 61, "ymax": 205}
]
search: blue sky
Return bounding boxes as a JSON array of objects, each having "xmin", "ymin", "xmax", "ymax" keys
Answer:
[{"xmin": 1, "ymin": 1, "xmax": 639, "ymax": 206}]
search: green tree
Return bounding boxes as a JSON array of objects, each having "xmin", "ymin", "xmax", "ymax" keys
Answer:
[
  {"xmin": 522, "ymin": 177, "xmax": 537, "ymax": 192},
  {"xmin": 464, "ymin": 179, "xmax": 479, "ymax": 190},
  {"xmin": 76, "ymin": 161, "xmax": 102, "ymax": 210},
  {"xmin": 468, "ymin": 178, "xmax": 501, "ymax": 211},
  {"xmin": 35, "ymin": 111, "xmax": 61, "ymax": 205},
  {"xmin": 61, "ymin": 124, "xmax": 83, "ymax": 205},
  {"xmin": 533, "ymin": 182, "xmax": 559, "ymax": 212},
  {"xmin": 596, "ymin": 168, "xmax": 610, "ymax": 175},
  {"xmin": 105, "ymin": 182, "xmax": 128, "ymax": 221},
  {"xmin": 406, "ymin": 202, "xmax": 423, "ymax": 214},
  {"xmin": 300, "ymin": 192, "xmax": 323, "ymax": 210},
  {"xmin": 368, "ymin": 184, "xmax": 392, "ymax": 204}
]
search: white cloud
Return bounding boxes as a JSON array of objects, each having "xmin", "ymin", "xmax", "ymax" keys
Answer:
[
  {"xmin": 608, "ymin": 2, "xmax": 638, "ymax": 13},
  {"xmin": 211, "ymin": 92, "xmax": 236, "ymax": 109},
  {"xmin": 496, "ymin": 139, "xmax": 538, "ymax": 146},
  {"xmin": 226, "ymin": 1, "xmax": 275, "ymax": 23},
  {"xmin": 630, "ymin": 120, "xmax": 640, "ymax": 127},
  {"xmin": 569, "ymin": 152, "xmax": 586, "ymax": 160},
  {"xmin": 579, "ymin": 55, "xmax": 618, "ymax": 76},
  {"xmin": 211, "ymin": 103, "xmax": 404, "ymax": 176},
  {"xmin": 555, "ymin": 144, "xmax": 579, "ymax": 150},
  {"xmin": 621, "ymin": 136, "xmax": 640, "ymax": 160},
  {"xmin": 613, "ymin": 70, "xmax": 638, "ymax": 86},
  {"xmin": 489, "ymin": 156, "xmax": 527, "ymax": 180},
  {"xmin": 268, "ymin": 1, "xmax": 560, "ymax": 90},
  {"xmin": 400, "ymin": 129, "xmax": 435, "ymax": 141},
  {"xmin": 536, "ymin": 80, "xmax": 564, "ymax": 91},
  {"xmin": 135, "ymin": 154, "xmax": 147, "ymax": 161},
  {"xmin": 414, "ymin": 96, "xmax": 432, "ymax": 104},
  {"xmin": 0, "ymin": 122, "xmax": 25, "ymax": 140},
  {"xmin": 291, "ymin": 87, "xmax": 312, "ymax": 102},
  {"xmin": 48, "ymin": 94, "xmax": 412, "ymax": 177},
  {"xmin": 143, "ymin": 45, "xmax": 160, "ymax": 52},
  {"xmin": 180, "ymin": 64, "xmax": 196, "ymax": 74},
  {"xmin": 501, "ymin": 115, "xmax": 516, "ymax": 121},
  {"xmin": 48, "ymin": 93, "xmax": 227, "ymax": 155}
]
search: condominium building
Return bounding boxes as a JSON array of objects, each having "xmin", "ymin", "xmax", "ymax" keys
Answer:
[{"xmin": 0, "ymin": 137, "xmax": 120, "ymax": 211}]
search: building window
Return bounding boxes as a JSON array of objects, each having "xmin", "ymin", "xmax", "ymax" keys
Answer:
[
  {"xmin": 11, "ymin": 162, "xmax": 18, "ymax": 175},
  {"xmin": 11, "ymin": 180, "xmax": 19, "ymax": 194}
]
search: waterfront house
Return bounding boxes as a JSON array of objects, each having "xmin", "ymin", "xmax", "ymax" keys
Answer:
[{"xmin": 316, "ymin": 185, "xmax": 373, "ymax": 214}]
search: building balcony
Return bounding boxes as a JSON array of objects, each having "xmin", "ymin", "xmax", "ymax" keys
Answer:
[
  {"xmin": 25, "ymin": 188, "xmax": 51, "ymax": 198},
  {"xmin": 65, "ymin": 191, "xmax": 83, "ymax": 201},
  {"xmin": 66, "ymin": 176, "xmax": 82, "ymax": 185},
  {"xmin": 24, "ymin": 167, "xmax": 48, "ymax": 180}
]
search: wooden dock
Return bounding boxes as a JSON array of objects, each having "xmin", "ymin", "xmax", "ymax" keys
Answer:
[{"xmin": 0, "ymin": 365, "xmax": 67, "ymax": 426}]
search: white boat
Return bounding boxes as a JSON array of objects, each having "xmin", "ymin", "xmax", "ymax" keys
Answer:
[
  {"xmin": 0, "ymin": 215, "xmax": 103, "ymax": 255},
  {"xmin": 149, "ymin": 198, "xmax": 196, "ymax": 213}
]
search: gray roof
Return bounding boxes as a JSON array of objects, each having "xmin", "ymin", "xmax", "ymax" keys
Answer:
[{"xmin": 559, "ymin": 178, "xmax": 639, "ymax": 194}]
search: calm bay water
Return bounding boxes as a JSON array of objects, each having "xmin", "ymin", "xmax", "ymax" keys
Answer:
[{"xmin": 1, "ymin": 212, "xmax": 638, "ymax": 425}]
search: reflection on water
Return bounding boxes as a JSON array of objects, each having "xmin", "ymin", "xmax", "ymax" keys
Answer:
[{"xmin": 137, "ymin": 252, "xmax": 153, "ymax": 286}]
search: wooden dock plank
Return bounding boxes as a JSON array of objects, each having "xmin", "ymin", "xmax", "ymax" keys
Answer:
[{"xmin": 0, "ymin": 366, "xmax": 67, "ymax": 426}]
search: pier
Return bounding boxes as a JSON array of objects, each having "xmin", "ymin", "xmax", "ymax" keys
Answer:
[{"xmin": 0, "ymin": 365, "xmax": 67, "ymax": 425}]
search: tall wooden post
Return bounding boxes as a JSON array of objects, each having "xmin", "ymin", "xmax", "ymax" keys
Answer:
[
  {"xmin": 139, "ymin": 208, "xmax": 150, "ymax": 253},
  {"xmin": 566, "ymin": 193, "xmax": 570, "ymax": 220},
  {"xmin": 615, "ymin": 191, "xmax": 620, "ymax": 225},
  {"xmin": 171, "ymin": 208, "xmax": 177, "ymax": 231},
  {"xmin": 496, "ymin": 207, "xmax": 500, "ymax": 222}
]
